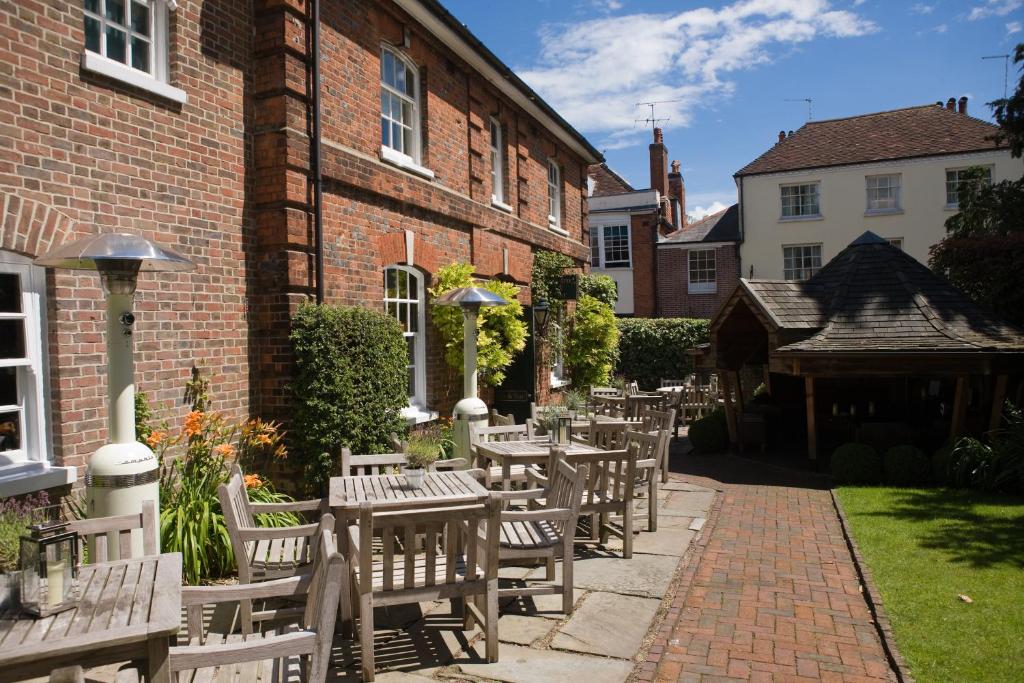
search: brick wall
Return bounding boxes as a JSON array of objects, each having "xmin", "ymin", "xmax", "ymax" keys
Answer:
[
  {"xmin": 657, "ymin": 244, "xmax": 740, "ymax": 319},
  {"xmin": 630, "ymin": 213, "xmax": 657, "ymax": 317}
]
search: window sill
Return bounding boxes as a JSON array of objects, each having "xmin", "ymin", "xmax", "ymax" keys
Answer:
[
  {"xmin": 864, "ymin": 208, "xmax": 903, "ymax": 217},
  {"xmin": 944, "ymin": 204, "xmax": 959, "ymax": 211},
  {"xmin": 402, "ymin": 405, "xmax": 438, "ymax": 425},
  {"xmin": 491, "ymin": 198, "xmax": 513, "ymax": 213},
  {"xmin": 550, "ymin": 377, "xmax": 570, "ymax": 389},
  {"xmin": 688, "ymin": 286, "xmax": 718, "ymax": 295},
  {"xmin": 380, "ymin": 146, "xmax": 435, "ymax": 180},
  {"xmin": 0, "ymin": 461, "xmax": 77, "ymax": 498},
  {"xmin": 778, "ymin": 215, "xmax": 823, "ymax": 223},
  {"xmin": 548, "ymin": 223, "xmax": 569, "ymax": 237},
  {"xmin": 81, "ymin": 51, "xmax": 187, "ymax": 104}
]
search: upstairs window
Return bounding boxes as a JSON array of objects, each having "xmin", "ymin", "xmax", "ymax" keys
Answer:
[
  {"xmin": 589, "ymin": 229, "xmax": 600, "ymax": 266},
  {"xmin": 888, "ymin": 237, "xmax": 903, "ymax": 250},
  {"xmin": 780, "ymin": 182, "xmax": 820, "ymax": 218},
  {"xmin": 866, "ymin": 174, "xmax": 901, "ymax": 213},
  {"xmin": 591, "ymin": 225, "xmax": 630, "ymax": 268},
  {"xmin": 547, "ymin": 159, "xmax": 562, "ymax": 229},
  {"xmin": 380, "ymin": 47, "xmax": 420, "ymax": 162},
  {"xmin": 384, "ymin": 266, "xmax": 426, "ymax": 410},
  {"xmin": 688, "ymin": 249, "xmax": 717, "ymax": 294},
  {"xmin": 490, "ymin": 118, "xmax": 505, "ymax": 205},
  {"xmin": 783, "ymin": 244, "xmax": 821, "ymax": 281},
  {"xmin": 945, "ymin": 167, "xmax": 992, "ymax": 208}
]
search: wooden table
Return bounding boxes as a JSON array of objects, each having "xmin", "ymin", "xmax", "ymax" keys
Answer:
[
  {"xmin": 329, "ymin": 469, "xmax": 490, "ymax": 514},
  {"xmin": 474, "ymin": 440, "xmax": 604, "ymax": 490},
  {"xmin": 0, "ymin": 553, "xmax": 181, "ymax": 683}
]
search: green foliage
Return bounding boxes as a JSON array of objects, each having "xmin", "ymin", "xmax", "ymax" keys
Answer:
[
  {"xmin": 578, "ymin": 274, "xmax": 617, "ymax": 308},
  {"xmin": 429, "ymin": 263, "xmax": 528, "ymax": 387},
  {"xmin": 530, "ymin": 250, "xmax": 573, "ymax": 308},
  {"xmin": 290, "ymin": 302, "xmax": 408, "ymax": 490},
  {"xmin": 989, "ymin": 43, "xmax": 1024, "ymax": 158},
  {"xmin": 688, "ymin": 408, "xmax": 729, "ymax": 454},
  {"xmin": 0, "ymin": 492, "xmax": 49, "ymax": 572},
  {"xmin": 135, "ymin": 391, "xmax": 153, "ymax": 444},
  {"xmin": 830, "ymin": 443, "xmax": 883, "ymax": 485},
  {"xmin": 405, "ymin": 432, "xmax": 442, "ymax": 469},
  {"xmin": 946, "ymin": 403, "xmax": 1024, "ymax": 493},
  {"xmin": 615, "ymin": 318, "xmax": 710, "ymax": 390},
  {"xmin": 883, "ymin": 445, "xmax": 931, "ymax": 486},
  {"xmin": 566, "ymin": 294, "xmax": 619, "ymax": 388}
]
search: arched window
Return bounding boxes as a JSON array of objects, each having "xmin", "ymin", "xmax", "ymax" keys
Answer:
[
  {"xmin": 380, "ymin": 46, "xmax": 420, "ymax": 163},
  {"xmin": 384, "ymin": 265, "xmax": 426, "ymax": 412}
]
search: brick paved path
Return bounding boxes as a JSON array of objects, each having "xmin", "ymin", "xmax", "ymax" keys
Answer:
[{"xmin": 655, "ymin": 456, "xmax": 896, "ymax": 682}]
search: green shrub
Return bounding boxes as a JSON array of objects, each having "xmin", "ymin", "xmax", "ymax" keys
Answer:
[
  {"xmin": 689, "ymin": 408, "xmax": 729, "ymax": 454},
  {"xmin": 567, "ymin": 294, "xmax": 619, "ymax": 388},
  {"xmin": 615, "ymin": 318, "xmax": 709, "ymax": 390},
  {"xmin": 883, "ymin": 445, "xmax": 931, "ymax": 486},
  {"xmin": 578, "ymin": 274, "xmax": 617, "ymax": 308},
  {"xmin": 0, "ymin": 492, "xmax": 49, "ymax": 572},
  {"xmin": 290, "ymin": 303, "xmax": 408, "ymax": 490},
  {"xmin": 429, "ymin": 263, "xmax": 528, "ymax": 387},
  {"xmin": 948, "ymin": 437, "xmax": 992, "ymax": 489},
  {"xmin": 135, "ymin": 391, "xmax": 153, "ymax": 444},
  {"xmin": 830, "ymin": 443, "xmax": 883, "ymax": 485}
]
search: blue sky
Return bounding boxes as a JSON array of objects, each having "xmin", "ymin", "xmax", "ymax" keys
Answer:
[{"xmin": 443, "ymin": 0, "xmax": 1023, "ymax": 218}]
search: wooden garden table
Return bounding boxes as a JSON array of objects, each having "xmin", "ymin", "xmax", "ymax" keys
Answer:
[
  {"xmin": 0, "ymin": 553, "xmax": 182, "ymax": 683},
  {"xmin": 328, "ymin": 469, "xmax": 491, "ymax": 515},
  {"xmin": 474, "ymin": 439, "xmax": 604, "ymax": 491}
]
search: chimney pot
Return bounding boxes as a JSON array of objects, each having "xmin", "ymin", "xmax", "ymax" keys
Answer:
[
  {"xmin": 958, "ymin": 96, "xmax": 968, "ymax": 115},
  {"xmin": 788, "ymin": 130, "xmax": 794, "ymax": 137},
  {"xmin": 653, "ymin": 127, "xmax": 664, "ymax": 144},
  {"xmin": 778, "ymin": 130, "xmax": 786, "ymax": 143},
  {"xmin": 946, "ymin": 97, "xmax": 956, "ymax": 112},
  {"xmin": 936, "ymin": 101, "xmax": 944, "ymax": 107},
  {"xmin": 670, "ymin": 160, "xmax": 681, "ymax": 174}
]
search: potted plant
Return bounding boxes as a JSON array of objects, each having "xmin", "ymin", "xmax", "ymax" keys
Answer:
[
  {"xmin": 564, "ymin": 388, "xmax": 587, "ymax": 419},
  {"xmin": 403, "ymin": 433, "xmax": 441, "ymax": 489}
]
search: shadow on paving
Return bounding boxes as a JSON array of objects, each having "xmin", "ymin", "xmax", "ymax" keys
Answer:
[{"xmin": 668, "ymin": 442, "xmax": 832, "ymax": 491}]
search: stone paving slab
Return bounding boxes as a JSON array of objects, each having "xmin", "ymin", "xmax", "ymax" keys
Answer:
[
  {"xmin": 455, "ymin": 644, "xmax": 635, "ymax": 683},
  {"xmin": 550, "ymin": 592, "xmax": 661, "ymax": 659},
  {"xmin": 527, "ymin": 551, "xmax": 681, "ymax": 599},
  {"xmin": 601, "ymin": 525, "xmax": 696, "ymax": 556},
  {"xmin": 495, "ymin": 614, "xmax": 556, "ymax": 646},
  {"xmin": 657, "ymin": 490, "xmax": 716, "ymax": 517}
]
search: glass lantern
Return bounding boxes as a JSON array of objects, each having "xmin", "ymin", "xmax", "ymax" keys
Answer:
[
  {"xmin": 19, "ymin": 506, "xmax": 79, "ymax": 617},
  {"xmin": 555, "ymin": 415, "xmax": 572, "ymax": 445}
]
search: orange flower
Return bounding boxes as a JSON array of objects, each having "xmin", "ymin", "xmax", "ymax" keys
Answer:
[
  {"xmin": 256, "ymin": 433, "xmax": 273, "ymax": 446},
  {"xmin": 146, "ymin": 430, "xmax": 167, "ymax": 448},
  {"xmin": 243, "ymin": 474, "xmax": 263, "ymax": 490},
  {"xmin": 213, "ymin": 443, "xmax": 235, "ymax": 458},
  {"xmin": 183, "ymin": 411, "xmax": 204, "ymax": 437}
]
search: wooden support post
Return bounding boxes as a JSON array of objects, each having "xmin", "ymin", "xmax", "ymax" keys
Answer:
[
  {"xmin": 734, "ymin": 371, "xmax": 745, "ymax": 415},
  {"xmin": 805, "ymin": 376, "xmax": 817, "ymax": 461},
  {"xmin": 950, "ymin": 375, "xmax": 969, "ymax": 440},
  {"xmin": 721, "ymin": 371, "xmax": 738, "ymax": 447},
  {"xmin": 763, "ymin": 365, "xmax": 771, "ymax": 396},
  {"xmin": 989, "ymin": 375, "xmax": 1008, "ymax": 433}
]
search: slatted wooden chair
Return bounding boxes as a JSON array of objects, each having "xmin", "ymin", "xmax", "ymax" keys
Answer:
[
  {"xmin": 664, "ymin": 388, "xmax": 686, "ymax": 439},
  {"xmin": 590, "ymin": 386, "xmax": 622, "ymax": 398},
  {"xmin": 346, "ymin": 494, "xmax": 502, "ymax": 681},
  {"xmin": 67, "ymin": 499, "xmax": 158, "ymax": 563},
  {"xmin": 567, "ymin": 445, "xmax": 639, "ymax": 558},
  {"xmin": 626, "ymin": 429, "xmax": 669, "ymax": 532},
  {"xmin": 339, "ymin": 448, "xmax": 468, "ymax": 476},
  {"xmin": 470, "ymin": 423, "xmax": 534, "ymax": 486},
  {"xmin": 592, "ymin": 395, "xmax": 627, "ymax": 418},
  {"xmin": 639, "ymin": 407, "xmax": 677, "ymax": 482},
  {"xmin": 660, "ymin": 378, "xmax": 690, "ymax": 388},
  {"xmin": 576, "ymin": 418, "xmax": 632, "ymax": 451},
  {"xmin": 490, "ymin": 409, "xmax": 515, "ymax": 426},
  {"xmin": 219, "ymin": 466, "xmax": 326, "ymax": 633},
  {"xmin": 492, "ymin": 449, "xmax": 588, "ymax": 614}
]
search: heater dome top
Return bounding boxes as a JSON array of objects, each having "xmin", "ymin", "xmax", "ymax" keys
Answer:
[
  {"xmin": 433, "ymin": 286, "xmax": 508, "ymax": 308},
  {"xmin": 34, "ymin": 232, "xmax": 194, "ymax": 272}
]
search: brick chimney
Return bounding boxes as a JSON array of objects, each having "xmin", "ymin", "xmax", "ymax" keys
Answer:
[
  {"xmin": 649, "ymin": 127, "xmax": 669, "ymax": 200},
  {"xmin": 958, "ymin": 96, "xmax": 968, "ymax": 115},
  {"xmin": 946, "ymin": 97, "xmax": 956, "ymax": 112},
  {"xmin": 668, "ymin": 159, "xmax": 686, "ymax": 228}
]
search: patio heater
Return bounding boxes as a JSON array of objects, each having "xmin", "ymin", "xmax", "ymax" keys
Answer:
[
  {"xmin": 434, "ymin": 287, "xmax": 508, "ymax": 461},
  {"xmin": 35, "ymin": 233, "xmax": 193, "ymax": 557}
]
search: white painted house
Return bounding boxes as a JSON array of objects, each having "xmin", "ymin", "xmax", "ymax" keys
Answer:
[{"xmin": 736, "ymin": 98, "xmax": 1024, "ymax": 281}]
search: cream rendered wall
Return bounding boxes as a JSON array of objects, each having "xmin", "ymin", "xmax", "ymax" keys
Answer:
[
  {"xmin": 739, "ymin": 149, "xmax": 1024, "ymax": 280},
  {"xmin": 590, "ymin": 210, "xmax": 635, "ymax": 315}
]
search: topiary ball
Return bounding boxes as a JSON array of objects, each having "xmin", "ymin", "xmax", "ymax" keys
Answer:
[
  {"xmin": 883, "ymin": 445, "xmax": 930, "ymax": 486},
  {"xmin": 689, "ymin": 409, "xmax": 730, "ymax": 454},
  {"xmin": 830, "ymin": 443, "xmax": 882, "ymax": 485}
]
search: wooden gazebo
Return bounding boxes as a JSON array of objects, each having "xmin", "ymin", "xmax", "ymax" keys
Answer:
[{"xmin": 707, "ymin": 232, "xmax": 1024, "ymax": 458}]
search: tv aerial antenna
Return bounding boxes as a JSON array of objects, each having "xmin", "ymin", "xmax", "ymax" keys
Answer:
[
  {"xmin": 982, "ymin": 54, "xmax": 1010, "ymax": 99},
  {"xmin": 784, "ymin": 98, "xmax": 813, "ymax": 121},
  {"xmin": 635, "ymin": 99, "xmax": 681, "ymax": 132}
]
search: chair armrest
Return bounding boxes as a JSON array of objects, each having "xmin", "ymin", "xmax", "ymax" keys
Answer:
[
  {"xmin": 236, "ymin": 523, "xmax": 320, "ymax": 541},
  {"xmin": 501, "ymin": 508, "xmax": 572, "ymax": 522},
  {"xmin": 168, "ymin": 630, "xmax": 316, "ymax": 671},
  {"xmin": 636, "ymin": 458, "xmax": 656, "ymax": 470},
  {"xmin": 346, "ymin": 525, "xmax": 361, "ymax": 560},
  {"xmin": 181, "ymin": 575, "xmax": 311, "ymax": 607},
  {"xmin": 434, "ymin": 458, "xmax": 468, "ymax": 470},
  {"xmin": 569, "ymin": 435, "xmax": 589, "ymax": 445},
  {"xmin": 524, "ymin": 467, "xmax": 549, "ymax": 489},
  {"xmin": 493, "ymin": 487, "xmax": 546, "ymax": 503},
  {"xmin": 249, "ymin": 498, "xmax": 325, "ymax": 514}
]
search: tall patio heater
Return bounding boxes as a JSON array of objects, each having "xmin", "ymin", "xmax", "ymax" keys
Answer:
[
  {"xmin": 433, "ymin": 287, "xmax": 508, "ymax": 461},
  {"xmin": 36, "ymin": 233, "xmax": 193, "ymax": 557}
]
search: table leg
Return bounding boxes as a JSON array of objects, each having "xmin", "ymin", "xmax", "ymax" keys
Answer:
[
  {"xmin": 147, "ymin": 636, "xmax": 171, "ymax": 683},
  {"xmin": 335, "ymin": 511, "xmax": 354, "ymax": 638},
  {"xmin": 503, "ymin": 461, "xmax": 511, "ymax": 491}
]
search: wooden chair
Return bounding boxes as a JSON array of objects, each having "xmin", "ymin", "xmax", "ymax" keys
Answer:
[
  {"xmin": 660, "ymin": 378, "xmax": 689, "ymax": 388},
  {"xmin": 339, "ymin": 448, "xmax": 468, "ymax": 476},
  {"xmin": 219, "ymin": 465, "xmax": 326, "ymax": 633},
  {"xmin": 665, "ymin": 388, "xmax": 686, "ymax": 438},
  {"xmin": 490, "ymin": 409, "xmax": 515, "ymax": 426},
  {"xmin": 567, "ymin": 445, "xmax": 639, "ymax": 558},
  {"xmin": 165, "ymin": 518, "xmax": 343, "ymax": 683},
  {"xmin": 590, "ymin": 386, "xmax": 621, "ymax": 399},
  {"xmin": 67, "ymin": 499, "xmax": 158, "ymax": 563},
  {"xmin": 470, "ymin": 423, "xmax": 534, "ymax": 486},
  {"xmin": 577, "ymin": 418, "xmax": 632, "ymax": 451},
  {"xmin": 346, "ymin": 494, "xmax": 502, "ymax": 681},
  {"xmin": 626, "ymin": 430, "xmax": 669, "ymax": 532},
  {"xmin": 492, "ymin": 449, "xmax": 588, "ymax": 614},
  {"xmin": 639, "ymin": 407, "xmax": 677, "ymax": 482},
  {"xmin": 626, "ymin": 380, "xmax": 640, "ymax": 396},
  {"xmin": 592, "ymin": 395, "xmax": 627, "ymax": 418}
]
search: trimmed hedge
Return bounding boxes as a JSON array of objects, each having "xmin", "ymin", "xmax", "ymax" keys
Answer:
[
  {"xmin": 615, "ymin": 318, "xmax": 709, "ymax": 390},
  {"xmin": 578, "ymin": 274, "xmax": 617, "ymax": 308},
  {"xmin": 830, "ymin": 443, "xmax": 883, "ymax": 485},
  {"xmin": 883, "ymin": 445, "xmax": 930, "ymax": 486},
  {"xmin": 567, "ymin": 294, "xmax": 619, "ymax": 388},
  {"xmin": 689, "ymin": 408, "xmax": 729, "ymax": 454},
  {"xmin": 290, "ymin": 303, "xmax": 408, "ymax": 491}
]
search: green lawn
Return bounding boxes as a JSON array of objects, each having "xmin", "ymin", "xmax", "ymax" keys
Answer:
[{"xmin": 836, "ymin": 487, "xmax": 1024, "ymax": 683}]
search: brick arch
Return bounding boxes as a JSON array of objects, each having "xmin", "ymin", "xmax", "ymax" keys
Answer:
[{"xmin": 0, "ymin": 190, "xmax": 77, "ymax": 259}]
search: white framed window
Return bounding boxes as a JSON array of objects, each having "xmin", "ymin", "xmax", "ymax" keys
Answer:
[
  {"xmin": 945, "ymin": 166, "xmax": 992, "ymax": 208},
  {"xmin": 490, "ymin": 117, "xmax": 505, "ymax": 205},
  {"xmin": 589, "ymin": 229, "xmax": 600, "ymax": 266},
  {"xmin": 688, "ymin": 249, "xmax": 717, "ymax": 294},
  {"xmin": 550, "ymin": 313, "xmax": 566, "ymax": 388},
  {"xmin": 384, "ymin": 266, "xmax": 426, "ymax": 411},
  {"xmin": 780, "ymin": 182, "xmax": 821, "ymax": 219},
  {"xmin": 380, "ymin": 46, "xmax": 420, "ymax": 163},
  {"xmin": 887, "ymin": 237, "xmax": 903, "ymax": 251},
  {"xmin": 547, "ymin": 159, "xmax": 562, "ymax": 229},
  {"xmin": 81, "ymin": 0, "xmax": 184, "ymax": 103},
  {"xmin": 866, "ymin": 174, "xmax": 901, "ymax": 213},
  {"xmin": 783, "ymin": 244, "xmax": 822, "ymax": 281},
  {"xmin": 590, "ymin": 224, "xmax": 630, "ymax": 268}
]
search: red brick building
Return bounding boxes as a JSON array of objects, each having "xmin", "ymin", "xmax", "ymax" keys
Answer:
[
  {"xmin": 0, "ymin": 0, "xmax": 599, "ymax": 496},
  {"xmin": 657, "ymin": 204, "xmax": 741, "ymax": 318}
]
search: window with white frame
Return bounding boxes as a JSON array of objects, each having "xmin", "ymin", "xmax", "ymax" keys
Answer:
[
  {"xmin": 490, "ymin": 118, "xmax": 505, "ymax": 205},
  {"xmin": 0, "ymin": 252, "xmax": 49, "ymax": 468},
  {"xmin": 380, "ymin": 47, "xmax": 420, "ymax": 162},
  {"xmin": 866, "ymin": 174, "xmax": 901, "ymax": 212},
  {"xmin": 887, "ymin": 237, "xmax": 903, "ymax": 251},
  {"xmin": 589, "ymin": 229, "xmax": 600, "ymax": 266},
  {"xmin": 590, "ymin": 224, "xmax": 630, "ymax": 268},
  {"xmin": 780, "ymin": 182, "xmax": 821, "ymax": 218},
  {"xmin": 783, "ymin": 244, "xmax": 822, "ymax": 281},
  {"xmin": 547, "ymin": 159, "xmax": 562, "ymax": 228},
  {"xmin": 945, "ymin": 166, "xmax": 992, "ymax": 207},
  {"xmin": 384, "ymin": 266, "xmax": 426, "ymax": 409},
  {"xmin": 688, "ymin": 249, "xmax": 716, "ymax": 294},
  {"xmin": 82, "ymin": 0, "xmax": 179, "ymax": 94}
]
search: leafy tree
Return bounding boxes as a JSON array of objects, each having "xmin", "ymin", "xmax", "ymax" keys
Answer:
[
  {"xmin": 566, "ymin": 294, "xmax": 619, "ymax": 387},
  {"xmin": 578, "ymin": 273, "xmax": 618, "ymax": 308}
]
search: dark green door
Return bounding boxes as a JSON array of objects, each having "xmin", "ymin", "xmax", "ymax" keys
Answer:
[{"xmin": 493, "ymin": 305, "xmax": 536, "ymax": 423}]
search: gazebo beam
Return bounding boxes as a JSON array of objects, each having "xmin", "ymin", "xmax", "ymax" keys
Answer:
[{"xmin": 721, "ymin": 372, "xmax": 738, "ymax": 447}]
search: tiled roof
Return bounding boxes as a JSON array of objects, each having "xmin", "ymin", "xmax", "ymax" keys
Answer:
[
  {"xmin": 660, "ymin": 204, "xmax": 740, "ymax": 245},
  {"xmin": 589, "ymin": 163, "xmax": 634, "ymax": 196},
  {"xmin": 743, "ymin": 232, "xmax": 1024, "ymax": 354},
  {"xmin": 736, "ymin": 104, "xmax": 1005, "ymax": 177}
]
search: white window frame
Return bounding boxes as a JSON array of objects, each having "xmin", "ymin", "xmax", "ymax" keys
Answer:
[
  {"xmin": 783, "ymin": 244, "xmax": 822, "ymax": 281},
  {"xmin": 887, "ymin": 237, "xmax": 903, "ymax": 251},
  {"xmin": 547, "ymin": 159, "xmax": 562, "ymax": 229},
  {"xmin": 945, "ymin": 166, "xmax": 993, "ymax": 208},
  {"xmin": 81, "ymin": 0, "xmax": 186, "ymax": 104},
  {"xmin": 687, "ymin": 249, "xmax": 717, "ymax": 294},
  {"xmin": 865, "ymin": 173, "xmax": 902, "ymax": 214},
  {"xmin": 490, "ymin": 117, "xmax": 505, "ymax": 206},
  {"xmin": 383, "ymin": 265, "xmax": 428, "ymax": 419},
  {"xmin": 590, "ymin": 223, "xmax": 631, "ymax": 269},
  {"xmin": 779, "ymin": 182, "xmax": 821, "ymax": 220},
  {"xmin": 380, "ymin": 45, "xmax": 427, "ymax": 172}
]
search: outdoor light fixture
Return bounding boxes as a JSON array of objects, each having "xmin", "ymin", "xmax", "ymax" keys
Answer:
[
  {"xmin": 35, "ymin": 233, "xmax": 193, "ymax": 557},
  {"xmin": 19, "ymin": 505, "xmax": 78, "ymax": 617},
  {"xmin": 434, "ymin": 286, "xmax": 508, "ymax": 461},
  {"xmin": 533, "ymin": 297, "xmax": 551, "ymax": 336},
  {"xmin": 555, "ymin": 415, "xmax": 572, "ymax": 445}
]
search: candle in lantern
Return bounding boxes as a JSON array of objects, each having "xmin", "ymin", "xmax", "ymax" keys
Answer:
[
  {"xmin": 850, "ymin": 404, "xmax": 857, "ymax": 417},
  {"xmin": 832, "ymin": 403, "xmax": 838, "ymax": 416},
  {"xmin": 46, "ymin": 559, "xmax": 65, "ymax": 607},
  {"xmin": 868, "ymin": 401, "xmax": 876, "ymax": 416}
]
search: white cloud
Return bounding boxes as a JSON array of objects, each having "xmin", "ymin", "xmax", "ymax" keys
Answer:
[
  {"xmin": 1008, "ymin": 20, "xmax": 1022, "ymax": 34},
  {"xmin": 910, "ymin": 3, "xmax": 935, "ymax": 14},
  {"xmin": 519, "ymin": 1, "xmax": 877, "ymax": 148},
  {"xmin": 690, "ymin": 201, "xmax": 730, "ymax": 220},
  {"xmin": 967, "ymin": 0, "xmax": 1022, "ymax": 21},
  {"xmin": 590, "ymin": 0, "xmax": 624, "ymax": 10}
]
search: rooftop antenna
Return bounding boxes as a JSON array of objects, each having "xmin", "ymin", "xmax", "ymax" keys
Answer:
[
  {"xmin": 784, "ymin": 98, "xmax": 813, "ymax": 121},
  {"xmin": 982, "ymin": 54, "xmax": 1010, "ymax": 99},
  {"xmin": 635, "ymin": 99, "xmax": 680, "ymax": 132}
]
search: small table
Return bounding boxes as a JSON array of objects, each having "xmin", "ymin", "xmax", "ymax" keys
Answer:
[
  {"xmin": 329, "ymin": 469, "xmax": 490, "ymax": 514},
  {"xmin": 474, "ymin": 440, "xmax": 604, "ymax": 490},
  {"xmin": 0, "ymin": 553, "xmax": 182, "ymax": 683}
]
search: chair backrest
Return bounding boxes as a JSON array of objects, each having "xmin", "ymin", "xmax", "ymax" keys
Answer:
[
  {"xmin": 470, "ymin": 423, "xmax": 531, "ymax": 445},
  {"xmin": 356, "ymin": 493, "xmax": 500, "ymax": 594},
  {"xmin": 586, "ymin": 419, "xmax": 631, "ymax": 451},
  {"xmin": 302, "ymin": 515, "xmax": 344, "ymax": 633},
  {"xmin": 590, "ymin": 386, "xmax": 621, "ymax": 398},
  {"xmin": 625, "ymin": 429, "xmax": 669, "ymax": 481},
  {"xmin": 340, "ymin": 448, "xmax": 409, "ymax": 477},
  {"xmin": 639, "ymin": 408, "xmax": 676, "ymax": 434},
  {"xmin": 660, "ymin": 378, "xmax": 687, "ymax": 387},
  {"xmin": 544, "ymin": 449, "xmax": 589, "ymax": 538},
  {"xmin": 490, "ymin": 409, "xmax": 515, "ymax": 426},
  {"xmin": 567, "ymin": 445, "xmax": 639, "ymax": 508},
  {"xmin": 68, "ymin": 499, "xmax": 158, "ymax": 564},
  {"xmin": 389, "ymin": 432, "xmax": 407, "ymax": 452},
  {"xmin": 592, "ymin": 395, "xmax": 626, "ymax": 418},
  {"xmin": 626, "ymin": 380, "xmax": 640, "ymax": 396}
]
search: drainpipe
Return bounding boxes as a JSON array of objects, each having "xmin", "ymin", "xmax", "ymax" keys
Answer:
[
  {"xmin": 736, "ymin": 175, "xmax": 745, "ymax": 278},
  {"xmin": 311, "ymin": 0, "xmax": 325, "ymax": 303}
]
